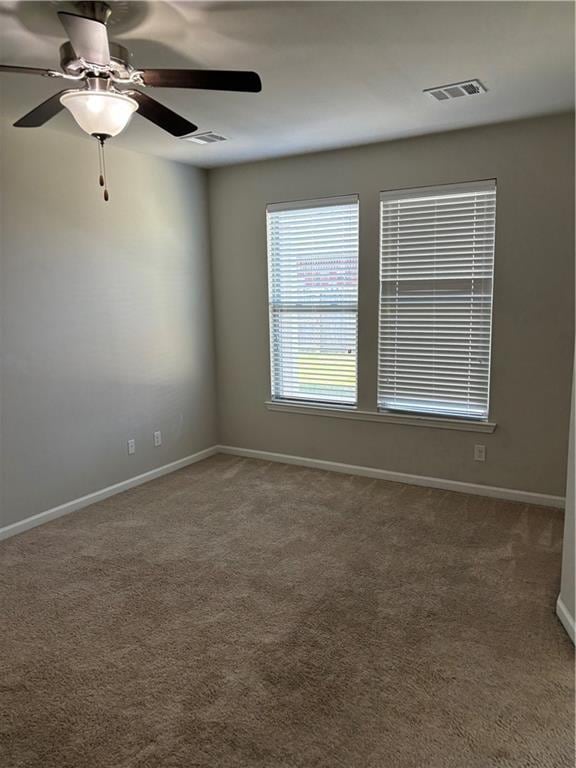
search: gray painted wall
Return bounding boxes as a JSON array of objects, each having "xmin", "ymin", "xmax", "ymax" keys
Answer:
[
  {"xmin": 0, "ymin": 121, "xmax": 218, "ymax": 528},
  {"xmin": 1, "ymin": 113, "xmax": 573, "ymax": 533},
  {"xmin": 209, "ymin": 114, "xmax": 575, "ymax": 496}
]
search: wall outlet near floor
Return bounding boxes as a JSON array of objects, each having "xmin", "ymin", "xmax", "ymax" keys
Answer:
[
  {"xmin": 474, "ymin": 444, "xmax": 486, "ymax": 462},
  {"xmin": 153, "ymin": 430, "xmax": 162, "ymax": 447},
  {"xmin": 127, "ymin": 439, "xmax": 136, "ymax": 455}
]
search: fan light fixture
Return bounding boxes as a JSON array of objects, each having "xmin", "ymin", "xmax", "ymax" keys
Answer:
[{"xmin": 60, "ymin": 90, "xmax": 138, "ymax": 137}]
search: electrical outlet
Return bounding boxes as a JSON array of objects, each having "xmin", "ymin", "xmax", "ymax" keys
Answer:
[
  {"xmin": 153, "ymin": 430, "xmax": 162, "ymax": 447},
  {"xmin": 127, "ymin": 439, "xmax": 136, "ymax": 455},
  {"xmin": 474, "ymin": 444, "xmax": 486, "ymax": 462}
]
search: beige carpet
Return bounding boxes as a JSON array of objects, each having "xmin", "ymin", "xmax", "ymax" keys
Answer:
[{"xmin": 0, "ymin": 454, "xmax": 573, "ymax": 767}]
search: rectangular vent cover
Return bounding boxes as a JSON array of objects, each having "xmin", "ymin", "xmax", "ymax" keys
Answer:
[
  {"xmin": 183, "ymin": 131, "xmax": 228, "ymax": 144},
  {"xmin": 424, "ymin": 79, "xmax": 487, "ymax": 101}
]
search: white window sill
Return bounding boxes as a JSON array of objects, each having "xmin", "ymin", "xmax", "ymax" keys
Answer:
[{"xmin": 265, "ymin": 400, "xmax": 497, "ymax": 434}]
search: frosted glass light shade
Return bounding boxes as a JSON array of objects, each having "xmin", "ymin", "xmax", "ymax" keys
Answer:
[{"xmin": 60, "ymin": 90, "xmax": 138, "ymax": 137}]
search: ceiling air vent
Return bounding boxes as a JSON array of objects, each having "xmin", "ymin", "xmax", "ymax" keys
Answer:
[
  {"xmin": 424, "ymin": 79, "xmax": 487, "ymax": 101},
  {"xmin": 183, "ymin": 131, "xmax": 228, "ymax": 144}
]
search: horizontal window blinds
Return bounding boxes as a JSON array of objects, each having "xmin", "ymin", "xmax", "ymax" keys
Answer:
[
  {"xmin": 267, "ymin": 196, "xmax": 359, "ymax": 406},
  {"xmin": 378, "ymin": 180, "xmax": 496, "ymax": 420}
]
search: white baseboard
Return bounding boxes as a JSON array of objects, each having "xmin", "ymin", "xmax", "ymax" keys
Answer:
[
  {"xmin": 0, "ymin": 446, "xmax": 219, "ymax": 542},
  {"xmin": 217, "ymin": 445, "xmax": 565, "ymax": 508},
  {"xmin": 556, "ymin": 596, "xmax": 576, "ymax": 644},
  {"xmin": 1, "ymin": 443, "xmax": 564, "ymax": 543}
]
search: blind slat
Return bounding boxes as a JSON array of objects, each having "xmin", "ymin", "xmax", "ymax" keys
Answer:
[{"xmin": 378, "ymin": 181, "xmax": 496, "ymax": 420}]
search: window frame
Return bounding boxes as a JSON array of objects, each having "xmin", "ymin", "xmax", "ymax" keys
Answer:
[
  {"xmin": 266, "ymin": 194, "xmax": 360, "ymax": 409},
  {"xmin": 377, "ymin": 179, "xmax": 497, "ymax": 423},
  {"xmin": 263, "ymin": 182, "xmax": 498, "ymax": 434}
]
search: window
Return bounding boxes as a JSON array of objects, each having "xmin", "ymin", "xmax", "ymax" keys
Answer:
[
  {"xmin": 267, "ymin": 195, "xmax": 359, "ymax": 407},
  {"xmin": 378, "ymin": 180, "xmax": 496, "ymax": 420}
]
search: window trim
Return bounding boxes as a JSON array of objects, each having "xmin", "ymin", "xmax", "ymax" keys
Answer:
[
  {"xmin": 264, "ymin": 180, "xmax": 498, "ymax": 431},
  {"xmin": 267, "ymin": 193, "xmax": 359, "ymax": 213},
  {"xmin": 265, "ymin": 400, "xmax": 497, "ymax": 434},
  {"xmin": 266, "ymin": 193, "xmax": 360, "ymax": 408},
  {"xmin": 377, "ymin": 178, "xmax": 497, "ymax": 422}
]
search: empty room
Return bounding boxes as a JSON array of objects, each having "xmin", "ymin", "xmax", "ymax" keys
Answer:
[{"xmin": 0, "ymin": 1, "xmax": 574, "ymax": 766}]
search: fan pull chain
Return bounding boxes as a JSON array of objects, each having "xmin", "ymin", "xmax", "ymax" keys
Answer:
[
  {"xmin": 96, "ymin": 136, "xmax": 110, "ymax": 202},
  {"xmin": 97, "ymin": 139, "xmax": 104, "ymax": 188}
]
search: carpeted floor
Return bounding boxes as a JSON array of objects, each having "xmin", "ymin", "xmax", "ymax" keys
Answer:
[{"xmin": 0, "ymin": 454, "xmax": 573, "ymax": 768}]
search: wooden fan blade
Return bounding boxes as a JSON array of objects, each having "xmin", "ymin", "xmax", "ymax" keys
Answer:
[
  {"xmin": 0, "ymin": 65, "xmax": 55, "ymax": 76},
  {"xmin": 131, "ymin": 91, "xmax": 197, "ymax": 137},
  {"xmin": 140, "ymin": 69, "xmax": 262, "ymax": 93},
  {"xmin": 14, "ymin": 91, "xmax": 69, "ymax": 128}
]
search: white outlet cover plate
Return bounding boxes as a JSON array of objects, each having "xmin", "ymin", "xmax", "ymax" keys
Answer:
[{"xmin": 474, "ymin": 445, "xmax": 486, "ymax": 461}]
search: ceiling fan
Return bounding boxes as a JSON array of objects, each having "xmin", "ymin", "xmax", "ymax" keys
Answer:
[{"xmin": 0, "ymin": 0, "xmax": 262, "ymax": 199}]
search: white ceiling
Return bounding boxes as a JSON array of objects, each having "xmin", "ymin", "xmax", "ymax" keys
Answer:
[{"xmin": 0, "ymin": 1, "xmax": 574, "ymax": 167}]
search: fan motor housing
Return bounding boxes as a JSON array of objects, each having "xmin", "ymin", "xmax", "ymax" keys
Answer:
[{"xmin": 59, "ymin": 40, "xmax": 132, "ymax": 75}]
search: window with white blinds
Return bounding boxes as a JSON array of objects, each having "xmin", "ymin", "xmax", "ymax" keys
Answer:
[
  {"xmin": 267, "ymin": 195, "xmax": 359, "ymax": 406},
  {"xmin": 378, "ymin": 180, "xmax": 496, "ymax": 420}
]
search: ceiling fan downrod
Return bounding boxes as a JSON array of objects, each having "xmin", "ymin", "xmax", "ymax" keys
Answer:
[{"xmin": 72, "ymin": 1, "xmax": 112, "ymax": 25}]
